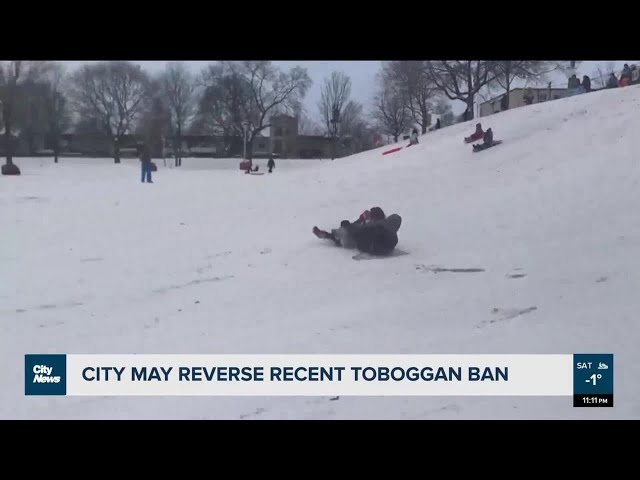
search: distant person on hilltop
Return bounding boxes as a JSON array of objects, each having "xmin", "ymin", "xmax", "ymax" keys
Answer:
[
  {"xmin": 139, "ymin": 146, "xmax": 153, "ymax": 183},
  {"xmin": 407, "ymin": 128, "xmax": 419, "ymax": 146},
  {"xmin": 313, "ymin": 207, "xmax": 402, "ymax": 256},
  {"xmin": 267, "ymin": 155, "xmax": 275, "ymax": 173},
  {"xmin": 607, "ymin": 73, "xmax": 619, "ymax": 89},
  {"xmin": 435, "ymin": 118, "xmax": 442, "ymax": 130},
  {"xmin": 582, "ymin": 75, "xmax": 591, "ymax": 93},
  {"xmin": 500, "ymin": 95, "xmax": 508, "ymax": 111},
  {"xmin": 568, "ymin": 74, "xmax": 579, "ymax": 90},
  {"xmin": 619, "ymin": 65, "xmax": 632, "ymax": 87}
]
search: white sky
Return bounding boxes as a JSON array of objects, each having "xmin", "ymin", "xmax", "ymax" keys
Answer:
[{"xmin": 62, "ymin": 60, "xmax": 633, "ymax": 120}]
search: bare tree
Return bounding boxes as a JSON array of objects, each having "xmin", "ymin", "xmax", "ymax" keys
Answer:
[
  {"xmin": 17, "ymin": 81, "xmax": 49, "ymax": 156},
  {"xmin": 338, "ymin": 101, "xmax": 363, "ymax": 137},
  {"xmin": 318, "ymin": 71, "xmax": 352, "ymax": 140},
  {"xmin": 43, "ymin": 63, "xmax": 70, "ymax": 163},
  {"xmin": 233, "ymin": 61, "xmax": 311, "ymax": 160},
  {"xmin": 0, "ymin": 61, "xmax": 49, "ymax": 175},
  {"xmin": 196, "ymin": 63, "xmax": 246, "ymax": 142},
  {"xmin": 197, "ymin": 61, "xmax": 311, "ymax": 159},
  {"xmin": 373, "ymin": 74, "xmax": 410, "ymax": 142},
  {"xmin": 196, "ymin": 63, "xmax": 249, "ymax": 155},
  {"xmin": 139, "ymin": 80, "xmax": 171, "ymax": 164},
  {"xmin": 490, "ymin": 61, "xmax": 557, "ymax": 110},
  {"xmin": 426, "ymin": 61, "xmax": 499, "ymax": 121},
  {"xmin": 383, "ymin": 61, "xmax": 438, "ymax": 133},
  {"xmin": 70, "ymin": 61, "xmax": 151, "ymax": 163},
  {"xmin": 161, "ymin": 62, "xmax": 194, "ymax": 167}
]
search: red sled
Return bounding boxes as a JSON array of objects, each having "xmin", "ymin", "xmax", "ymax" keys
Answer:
[{"xmin": 382, "ymin": 147, "xmax": 403, "ymax": 155}]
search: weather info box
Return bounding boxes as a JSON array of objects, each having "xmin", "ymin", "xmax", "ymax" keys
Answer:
[
  {"xmin": 573, "ymin": 354, "xmax": 614, "ymax": 407},
  {"xmin": 24, "ymin": 353, "xmax": 614, "ymax": 407}
]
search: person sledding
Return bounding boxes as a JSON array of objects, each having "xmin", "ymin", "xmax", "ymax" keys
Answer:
[
  {"xmin": 313, "ymin": 207, "xmax": 402, "ymax": 256},
  {"xmin": 464, "ymin": 123, "xmax": 484, "ymax": 143},
  {"xmin": 472, "ymin": 128, "xmax": 500, "ymax": 152}
]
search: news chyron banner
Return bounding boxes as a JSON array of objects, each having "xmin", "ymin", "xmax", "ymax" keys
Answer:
[{"xmin": 24, "ymin": 354, "xmax": 613, "ymax": 407}]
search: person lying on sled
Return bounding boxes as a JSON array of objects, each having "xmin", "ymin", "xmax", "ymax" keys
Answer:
[
  {"xmin": 313, "ymin": 207, "xmax": 402, "ymax": 256},
  {"xmin": 473, "ymin": 128, "xmax": 496, "ymax": 151}
]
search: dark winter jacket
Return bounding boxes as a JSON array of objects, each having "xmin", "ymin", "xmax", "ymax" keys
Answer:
[
  {"xmin": 140, "ymin": 149, "xmax": 151, "ymax": 164},
  {"xmin": 350, "ymin": 214, "xmax": 402, "ymax": 256},
  {"xmin": 568, "ymin": 75, "xmax": 579, "ymax": 89},
  {"xmin": 582, "ymin": 76, "xmax": 591, "ymax": 92}
]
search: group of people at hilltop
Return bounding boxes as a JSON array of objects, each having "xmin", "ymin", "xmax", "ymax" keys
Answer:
[
  {"xmin": 567, "ymin": 74, "xmax": 592, "ymax": 95},
  {"xmin": 604, "ymin": 64, "xmax": 638, "ymax": 88},
  {"xmin": 568, "ymin": 64, "xmax": 639, "ymax": 95}
]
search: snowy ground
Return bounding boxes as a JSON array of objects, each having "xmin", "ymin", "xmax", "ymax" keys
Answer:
[{"xmin": 3, "ymin": 86, "xmax": 640, "ymax": 419}]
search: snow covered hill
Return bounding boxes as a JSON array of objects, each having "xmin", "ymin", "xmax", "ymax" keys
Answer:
[{"xmin": 2, "ymin": 85, "xmax": 640, "ymax": 419}]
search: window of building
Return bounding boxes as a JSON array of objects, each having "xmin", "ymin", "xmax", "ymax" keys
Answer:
[
  {"xmin": 284, "ymin": 129, "xmax": 289, "ymax": 136},
  {"xmin": 275, "ymin": 127, "xmax": 283, "ymax": 136}
]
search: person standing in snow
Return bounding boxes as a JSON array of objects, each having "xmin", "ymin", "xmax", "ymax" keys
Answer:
[
  {"xmin": 568, "ymin": 74, "xmax": 579, "ymax": 90},
  {"xmin": 582, "ymin": 75, "xmax": 591, "ymax": 93},
  {"xmin": 140, "ymin": 145, "xmax": 153, "ymax": 183},
  {"xmin": 267, "ymin": 155, "xmax": 275, "ymax": 173},
  {"xmin": 407, "ymin": 128, "xmax": 419, "ymax": 147}
]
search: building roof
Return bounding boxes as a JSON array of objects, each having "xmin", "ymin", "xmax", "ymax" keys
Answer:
[{"xmin": 479, "ymin": 86, "xmax": 568, "ymax": 106}]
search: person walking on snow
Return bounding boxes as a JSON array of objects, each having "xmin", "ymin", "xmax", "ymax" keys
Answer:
[{"xmin": 267, "ymin": 155, "xmax": 275, "ymax": 173}]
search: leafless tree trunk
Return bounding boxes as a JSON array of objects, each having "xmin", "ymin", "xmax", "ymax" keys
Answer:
[
  {"xmin": 161, "ymin": 62, "xmax": 194, "ymax": 167},
  {"xmin": 373, "ymin": 74, "xmax": 410, "ymax": 142},
  {"xmin": 0, "ymin": 61, "xmax": 49, "ymax": 174},
  {"xmin": 139, "ymin": 81, "xmax": 170, "ymax": 162},
  {"xmin": 426, "ymin": 61, "xmax": 499, "ymax": 121},
  {"xmin": 43, "ymin": 63, "xmax": 69, "ymax": 163},
  {"xmin": 318, "ymin": 71, "xmax": 351, "ymax": 138},
  {"xmin": 70, "ymin": 61, "xmax": 151, "ymax": 164},
  {"xmin": 196, "ymin": 63, "xmax": 253, "ymax": 157}
]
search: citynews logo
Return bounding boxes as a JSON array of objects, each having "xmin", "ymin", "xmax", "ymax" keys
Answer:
[
  {"xmin": 25, "ymin": 354, "xmax": 66, "ymax": 396},
  {"xmin": 32, "ymin": 365, "xmax": 61, "ymax": 383}
]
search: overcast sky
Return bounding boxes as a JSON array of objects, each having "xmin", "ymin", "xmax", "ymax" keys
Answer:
[{"xmin": 62, "ymin": 60, "xmax": 633, "ymax": 120}]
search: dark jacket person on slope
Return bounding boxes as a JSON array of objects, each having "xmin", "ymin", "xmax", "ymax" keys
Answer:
[{"xmin": 313, "ymin": 207, "xmax": 402, "ymax": 256}]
